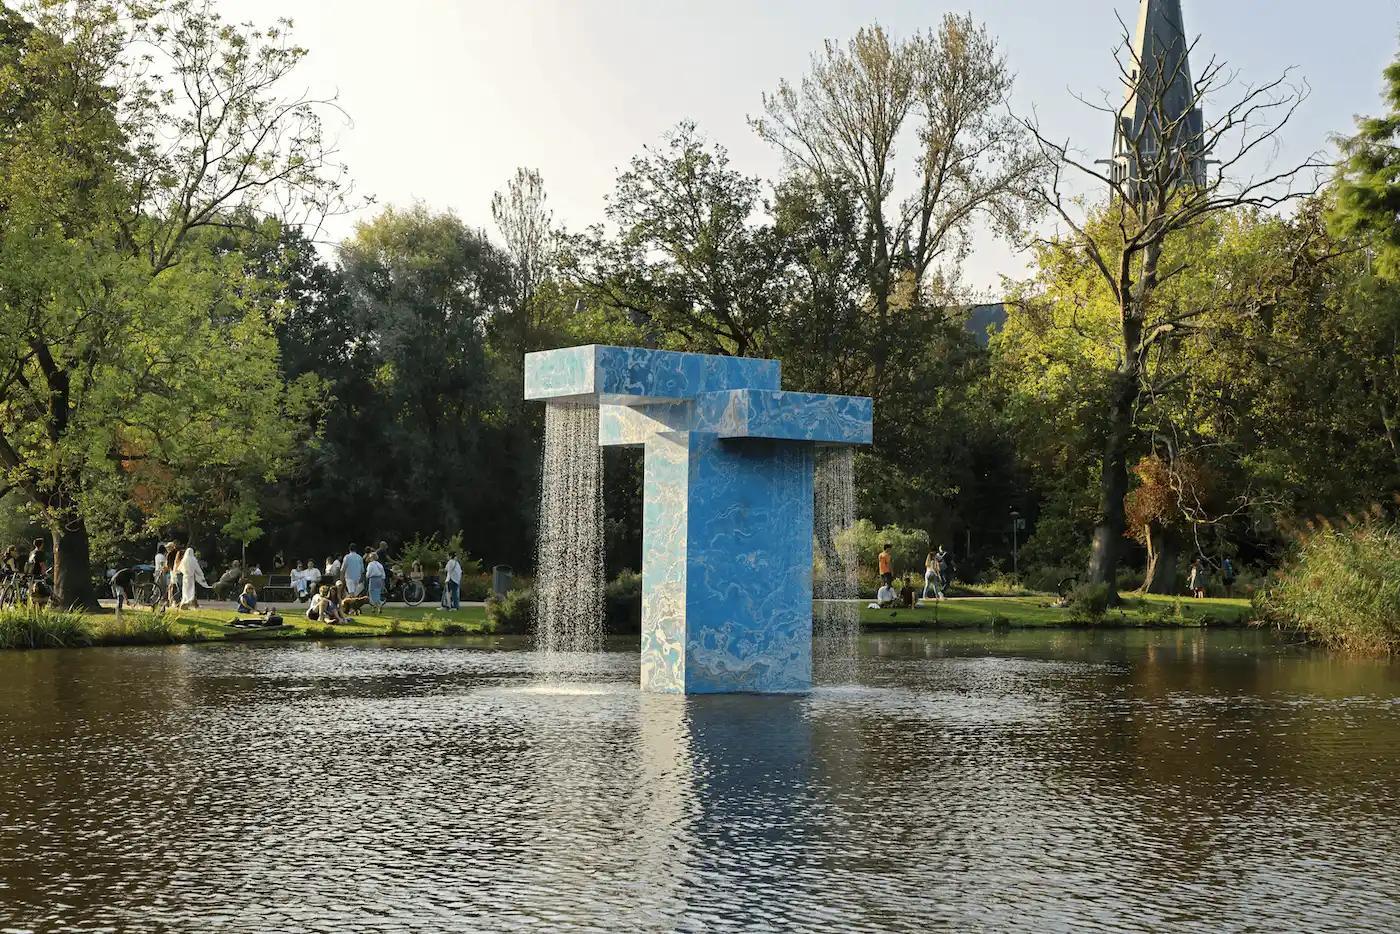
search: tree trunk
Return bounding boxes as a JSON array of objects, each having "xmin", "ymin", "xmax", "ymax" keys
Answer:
[
  {"xmin": 53, "ymin": 520, "xmax": 99, "ymax": 611},
  {"xmin": 1086, "ymin": 368, "xmax": 1138, "ymax": 601},
  {"xmin": 1140, "ymin": 523, "xmax": 1180, "ymax": 594}
]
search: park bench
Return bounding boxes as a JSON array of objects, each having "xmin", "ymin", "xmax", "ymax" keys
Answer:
[{"xmin": 258, "ymin": 574, "xmax": 298, "ymax": 602}]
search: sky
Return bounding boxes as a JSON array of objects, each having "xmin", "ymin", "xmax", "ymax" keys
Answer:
[{"xmin": 220, "ymin": 0, "xmax": 1400, "ymax": 295}]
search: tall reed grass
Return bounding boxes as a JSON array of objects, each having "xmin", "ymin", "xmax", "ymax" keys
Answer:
[
  {"xmin": 1262, "ymin": 523, "xmax": 1400, "ymax": 655},
  {"xmin": 0, "ymin": 604, "xmax": 93, "ymax": 649}
]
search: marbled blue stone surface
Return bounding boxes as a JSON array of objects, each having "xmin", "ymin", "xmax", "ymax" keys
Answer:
[
  {"xmin": 693, "ymin": 390, "xmax": 874, "ymax": 445},
  {"xmin": 528, "ymin": 345, "xmax": 872, "ymax": 694},
  {"xmin": 640, "ymin": 432, "xmax": 689, "ymax": 693},
  {"xmin": 682, "ymin": 436, "xmax": 813, "ymax": 694},
  {"xmin": 525, "ymin": 345, "xmax": 780, "ymax": 404},
  {"xmin": 523, "ymin": 345, "xmax": 595, "ymax": 401}
]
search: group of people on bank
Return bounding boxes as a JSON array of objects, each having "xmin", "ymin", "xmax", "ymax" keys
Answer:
[
  {"xmin": 145, "ymin": 540, "xmax": 470, "ymax": 617},
  {"xmin": 871, "ymin": 543, "xmax": 956, "ymax": 609}
]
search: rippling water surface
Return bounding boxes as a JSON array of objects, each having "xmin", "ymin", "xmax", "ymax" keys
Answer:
[{"xmin": 2, "ymin": 630, "xmax": 1399, "ymax": 932}]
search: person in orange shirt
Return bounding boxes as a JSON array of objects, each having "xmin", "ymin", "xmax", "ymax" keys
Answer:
[{"xmin": 878, "ymin": 542, "xmax": 894, "ymax": 587}]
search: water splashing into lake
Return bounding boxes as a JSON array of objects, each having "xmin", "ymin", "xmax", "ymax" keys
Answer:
[
  {"xmin": 814, "ymin": 446, "xmax": 859, "ymax": 682},
  {"xmin": 533, "ymin": 402, "xmax": 605, "ymax": 676}
]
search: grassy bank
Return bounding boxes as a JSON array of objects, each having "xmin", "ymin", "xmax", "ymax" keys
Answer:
[
  {"xmin": 859, "ymin": 594, "xmax": 1253, "ymax": 629},
  {"xmin": 2, "ymin": 593, "xmax": 1254, "ymax": 651},
  {"xmin": 0, "ymin": 603, "xmax": 492, "ymax": 650}
]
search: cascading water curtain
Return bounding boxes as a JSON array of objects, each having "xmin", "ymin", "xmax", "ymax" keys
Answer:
[
  {"xmin": 533, "ymin": 402, "xmax": 606, "ymax": 677},
  {"xmin": 813, "ymin": 446, "xmax": 860, "ymax": 683}
]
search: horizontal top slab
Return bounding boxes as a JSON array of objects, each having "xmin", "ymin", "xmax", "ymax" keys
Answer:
[{"xmin": 525, "ymin": 345, "xmax": 781, "ymax": 404}]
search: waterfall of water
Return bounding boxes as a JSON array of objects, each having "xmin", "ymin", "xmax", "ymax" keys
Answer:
[
  {"xmin": 813, "ymin": 446, "xmax": 859, "ymax": 682},
  {"xmin": 533, "ymin": 402, "xmax": 606, "ymax": 676}
]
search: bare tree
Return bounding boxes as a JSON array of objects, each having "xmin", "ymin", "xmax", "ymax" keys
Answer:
[
  {"xmin": 491, "ymin": 167, "xmax": 554, "ymax": 354},
  {"xmin": 1021, "ymin": 21, "xmax": 1325, "ymax": 599},
  {"xmin": 752, "ymin": 16, "xmax": 1041, "ymax": 387}
]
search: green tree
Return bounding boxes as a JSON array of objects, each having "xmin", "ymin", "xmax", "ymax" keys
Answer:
[
  {"xmin": 1022, "ymin": 26, "xmax": 1320, "ymax": 599},
  {"xmin": 563, "ymin": 122, "xmax": 785, "ymax": 357},
  {"xmin": 0, "ymin": 0, "xmax": 348, "ymax": 606},
  {"xmin": 1332, "ymin": 47, "xmax": 1400, "ymax": 279},
  {"xmin": 335, "ymin": 204, "xmax": 517, "ymax": 557}
]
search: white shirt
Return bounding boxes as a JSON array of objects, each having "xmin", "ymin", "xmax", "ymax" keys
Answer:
[
  {"xmin": 154, "ymin": 551, "xmax": 167, "ymax": 573},
  {"xmin": 326, "ymin": 559, "xmax": 341, "ymax": 577},
  {"xmin": 367, "ymin": 560, "xmax": 386, "ymax": 580},
  {"xmin": 877, "ymin": 584, "xmax": 896, "ymax": 604},
  {"xmin": 305, "ymin": 566, "xmax": 322, "ymax": 584},
  {"xmin": 444, "ymin": 558, "xmax": 463, "ymax": 584}
]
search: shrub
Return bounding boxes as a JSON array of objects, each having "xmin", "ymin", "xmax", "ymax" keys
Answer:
[
  {"xmin": 1069, "ymin": 582, "xmax": 1111, "ymax": 622},
  {"xmin": 1261, "ymin": 523, "xmax": 1400, "ymax": 655},
  {"xmin": 605, "ymin": 569, "xmax": 642, "ymax": 633},
  {"xmin": 487, "ymin": 588, "xmax": 534, "ymax": 634},
  {"xmin": 838, "ymin": 519, "xmax": 930, "ymax": 581},
  {"xmin": 0, "ymin": 604, "xmax": 92, "ymax": 649},
  {"xmin": 396, "ymin": 531, "xmax": 483, "ymax": 579},
  {"xmin": 460, "ymin": 573, "xmax": 491, "ymax": 602}
]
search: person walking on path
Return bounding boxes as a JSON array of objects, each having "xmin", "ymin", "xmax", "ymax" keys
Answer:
[
  {"xmin": 935, "ymin": 546, "xmax": 953, "ymax": 598},
  {"xmin": 1188, "ymin": 558, "xmax": 1209, "ymax": 599},
  {"xmin": 1221, "ymin": 557, "xmax": 1237, "ymax": 596},
  {"xmin": 878, "ymin": 543, "xmax": 894, "ymax": 588},
  {"xmin": 922, "ymin": 551, "xmax": 939, "ymax": 600},
  {"xmin": 443, "ymin": 552, "xmax": 463, "ymax": 610},
  {"xmin": 178, "ymin": 548, "xmax": 209, "ymax": 608},
  {"xmin": 366, "ymin": 552, "xmax": 387, "ymax": 608},
  {"xmin": 340, "ymin": 544, "xmax": 365, "ymax": 597}
]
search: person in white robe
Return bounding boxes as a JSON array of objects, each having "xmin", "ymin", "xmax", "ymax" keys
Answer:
[{"xmin": 179, "ymin": 547, "xmax": 210, "ymax": 608}]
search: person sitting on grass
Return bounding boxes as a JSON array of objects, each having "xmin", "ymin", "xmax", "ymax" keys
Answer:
[
  {"xmin": 306, "ymin": 585, "xmax": 343, "ymax": 625},
  {"xmin": 237, "ymin": 584, "xmax": 259, "ymax": 615},
  {"xmin": 869, "ymin": 580, "xmax": 898, "ymax": 609},
  {"xmin": 899, "ymin": 575, "xmax": 916, "ymax": 608}
]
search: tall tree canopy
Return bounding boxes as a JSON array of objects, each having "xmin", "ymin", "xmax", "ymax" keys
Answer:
[{"xmin": 0, "ymin": 0, "xmax": 347, "ymax": 605}]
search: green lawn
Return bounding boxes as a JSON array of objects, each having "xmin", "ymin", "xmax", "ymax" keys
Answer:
[
  {"xmin": 858, "ymin": 594, "xmax": 1253, "ymax": 629},
  {"xmin": 80, "ymin": 603, "xmax": 494, "ymax": 647},
  {"xmin": 10, "ymin": 593, "xmax": 1252, "ymax": 652}
]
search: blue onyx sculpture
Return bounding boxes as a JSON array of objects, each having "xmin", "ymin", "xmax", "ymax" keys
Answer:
[{"xmin": 525, "ymin": 345, "xmax": 873, "ymax": 694}]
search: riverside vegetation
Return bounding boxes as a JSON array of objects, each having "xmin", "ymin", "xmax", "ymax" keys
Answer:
[{"xmin": 1260, "ymin": 522, "xmax": 1400, "ymax": 655}]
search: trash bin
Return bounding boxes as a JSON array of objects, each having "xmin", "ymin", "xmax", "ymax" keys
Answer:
[{"xmin": 492, "ymin": 564, "xmax": 513, "ymax": 601}]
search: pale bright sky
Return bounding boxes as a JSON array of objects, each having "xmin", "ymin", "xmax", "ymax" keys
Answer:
[{"xmin": 221, "ymin": 0, "xmax": 1399, "ymax": 295}]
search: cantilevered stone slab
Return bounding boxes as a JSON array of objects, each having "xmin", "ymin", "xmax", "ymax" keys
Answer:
[{"xmin": 525, "ymin": 345, "xmax": 780, "ymax": 404}]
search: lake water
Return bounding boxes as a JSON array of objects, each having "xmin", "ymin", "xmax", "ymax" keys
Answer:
[{"xmin": 1, "ymin": 630, "xmax": 1398, "ymax": 933}]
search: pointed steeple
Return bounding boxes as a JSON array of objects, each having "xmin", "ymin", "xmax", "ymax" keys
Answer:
[{"xmin": 1110, "ymin": 0, "xmax": 1206, "ymax": 193}]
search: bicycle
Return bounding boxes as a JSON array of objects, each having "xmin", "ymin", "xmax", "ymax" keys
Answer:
[{"xmin": 386, "ymin": 573, "xmax": 426, "ymax": 607}]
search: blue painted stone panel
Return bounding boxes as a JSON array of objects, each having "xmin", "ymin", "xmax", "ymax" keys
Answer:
[
  {"xmin": 595, "ymin": 346, "xmax": 779, "ymax": 401},
  {"xmin": 640, "ymin": 432, "xmax": 689, "ymax": 693},
  {"xmin": 524, "ymin": 345, "xmax": 595, "ymax": 401},
  {"xmin": 693, "ymin": 390, "xmax": 873, "ymax": 445},
  {"xmin": 599, "ymin": 402, "xmax": 692, "ymax": 448},
  {"xmin": 525, "ymin": 345, "xmax": 780, "ymax": 403},
  {"xmin": 683, "ymin": 435, "xmax": 813, "ymax": 694}
]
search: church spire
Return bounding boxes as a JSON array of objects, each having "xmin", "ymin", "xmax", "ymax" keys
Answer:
[{"xmin": 1110, "ymin": 0, "xmax": 1206, "ymax": 194}]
